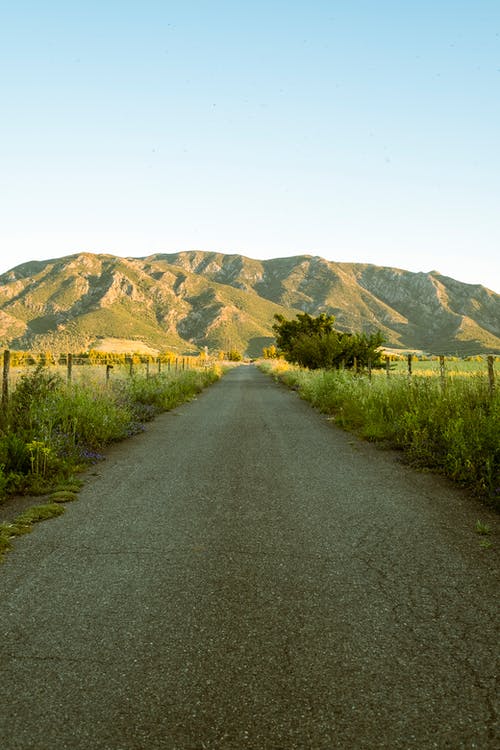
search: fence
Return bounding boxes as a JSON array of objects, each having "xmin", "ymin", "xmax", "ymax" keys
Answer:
[
  {"xmin": 366, "ymin": 353, "xmax": 497, "ymax": 396},
  {"xmin": 1, "ymin": 349, "xmax": 214, "ymax": 409}
]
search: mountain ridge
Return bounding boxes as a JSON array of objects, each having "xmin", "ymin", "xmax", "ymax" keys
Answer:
[{"xmin": 0, "ymin": 251, "xmax": 498, "ymax": 356}]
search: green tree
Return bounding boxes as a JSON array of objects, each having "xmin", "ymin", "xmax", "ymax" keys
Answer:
[
  {"xmin": 272, "ymin": 313, "xmax": 384, "ymax": 370},
  {"xmin": 272, "ymin": 312, "xmax": 335, "ymax": 354}
]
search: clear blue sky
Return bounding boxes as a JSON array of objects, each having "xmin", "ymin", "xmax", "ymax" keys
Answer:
[{"xmin": 1, "ymin": 1, "xmax": 499, "ymax": 292}]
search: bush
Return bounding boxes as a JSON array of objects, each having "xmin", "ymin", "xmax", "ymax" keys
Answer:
[
  {"xmin": 272, "ymin": 312, "xmax": 385, "ymax": 370},
  {"xmin": 0, "ymin": 433, "xmax": 31, "ymax": 474},
  {"xmin": 49, "ymin": 384, "xmax": 133, "ymax": 451},
  {"xmin": 8, "ymin": 364, "xmax": 63, "ymax": 437},
  {"xmin": 0, "ymin": 466, "xmax": 8, "ymax": 499}
]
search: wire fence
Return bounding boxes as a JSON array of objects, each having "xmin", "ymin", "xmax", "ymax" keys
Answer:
[
  {"xmin": 263, "ymin": 352, "xmax": 498, "ymax": 397},
  {"xmin": 1, "ymin": 349, "xmax": 216, "ymax": 406},
  {"xmin": 372, "ymin": 354, "xmax": 497, "ymax": 395},
  {"xmin": 2, "ymin": 349, "xmax": 497, "ymax": 404}
]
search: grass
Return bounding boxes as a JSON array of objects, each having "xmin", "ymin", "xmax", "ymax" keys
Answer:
[
  {"xmin": 260, "ymin": 358, "xmax": 500, "ymax": 507},
  {"xmin": 49, "ymin": 490, "xmax": 78, "ymax": 503},
  {"xmin": 475, "ymin": 519, "xmax": 491, "ymax": 535},
  {"xmin": 0, "ymin": 503, "xmax": 66, "ymax": 562},
  {"xmin": 0, "ymin": 361, "xmax": 224, "ymax": 563},
  {"xmin": 1, "ymin": 362, "xmax": 223, "ymax": 491}
]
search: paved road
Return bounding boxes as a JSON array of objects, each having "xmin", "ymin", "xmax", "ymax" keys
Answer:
[{"xmin": 0, "ymin": 365, "xmax": 498, "ymax": 749}]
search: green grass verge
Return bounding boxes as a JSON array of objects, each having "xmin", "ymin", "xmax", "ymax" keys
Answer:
[
  {"xmin": 260, "ymin": 360, "xmax": 500, "ymax": 507},
  {"xmin": 0, "ymin": 365, "xmax": 224, "ymax": 564}
]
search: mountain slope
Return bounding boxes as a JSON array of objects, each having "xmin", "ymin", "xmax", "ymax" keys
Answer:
[
  {"xmin": 0, "ymin": 253, "xmax": 298, "ymax": 356},
  {"xmin": 0, "ymin": 251, "xmax": 498, "ymax": 355},
  {"xmin": 147, "ymin": 252, "xmax": 500, "ymax": 354}
]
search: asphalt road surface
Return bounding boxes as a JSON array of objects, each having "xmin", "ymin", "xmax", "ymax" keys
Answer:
[{"xmin": 0, "ymin": 365, "xmax": 498, "ymax": 750}]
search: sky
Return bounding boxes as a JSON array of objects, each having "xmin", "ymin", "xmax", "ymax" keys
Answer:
[{"xmin": 1, "ymin": 1, "xmax": 499, "ymax": 292}]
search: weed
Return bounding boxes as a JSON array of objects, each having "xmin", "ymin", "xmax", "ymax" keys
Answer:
[
  {"xmin": 13, "ymin": 503, "xmax": 66, "ymax": 527},
  {"xmin": 0, "ymin": 503, "xmax": 66, "ymax": 563},
  {"xmin": 475, "ymin": 520, "xmax": 491, "ymax": 535},
  {"xmin": 49, "ymin": 490, "xmax": 78, "ymax": 503},
  {"xmin": 0, "ymin": 528, "xmax": 14, "ymax": 557},
  {"xmin": 52, "ymin": 480, "xmax": 83, "ymax": 493},
  {"xmin": 26, "ymin": 440, "xmax": 53, "ymax": 477},
  {"xmin": 0, "ymin": 433, "xmax": 31, "ymax": 474},
  {"xmin": 479, "ymin": 539, "xmax": 493, "ymax": 549}
]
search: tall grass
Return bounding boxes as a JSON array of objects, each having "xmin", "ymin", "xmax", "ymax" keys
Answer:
[
  {"xmin": 0, "ymin": 363, "xmax": 222, "ymax": 500},
  {"xmin": 260, "ymin": 360, "xmax": 500, "ymax": 505}
]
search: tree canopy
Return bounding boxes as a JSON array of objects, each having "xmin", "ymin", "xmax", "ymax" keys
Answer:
[{"xmin": 272, "ymin": 312, "xmax": 385, "ymax": 370}]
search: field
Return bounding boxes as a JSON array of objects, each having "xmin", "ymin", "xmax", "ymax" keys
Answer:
[
  {"xmin": 388, "ymin": 355, "xmax": 496, "ymax": 377},
  {"xmin": 260, "ymin": 357, "xmax": 500, "ymax": 506}
]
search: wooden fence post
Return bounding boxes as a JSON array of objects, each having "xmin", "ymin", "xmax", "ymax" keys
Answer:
[
  {"xmin": 2, "ymin": 349, "xmax": 10, "ymax": 410},
  {"xmin": 106, "ymin": 364, "xmax": 113, "ymax": 384},
  {"xmin": 439, "ymin": 355, "xmax": 446, "ymax": 392},
  {"xmin": 385, "ymin": 356, "xmax": 390, "ymax": 378},
  {"xmin": 487, "ymin": 355, "xmax": 495, "ymax": 396},
  {"xmin": 407, "ymin": 353, "xmax": 412, "ymax": 377},
  {"xmin": 157, "ymin": 357, "xmax": 161, "ymax": 374},
  {"xmin": 175, "ymin": 358, "xmax": 178, "ymax": 372},
  {"xmin": 128, "ymin": 357, "xmax": 133, "ymax": 377},
  {"xmin": 67, "ymin": 353, "xmax": 73, "ymax": 383}
]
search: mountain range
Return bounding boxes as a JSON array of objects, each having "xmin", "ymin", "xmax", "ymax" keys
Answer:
[{"xmin": 0, "ymin": 251, "xmax": 499, "ymax": 356}]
